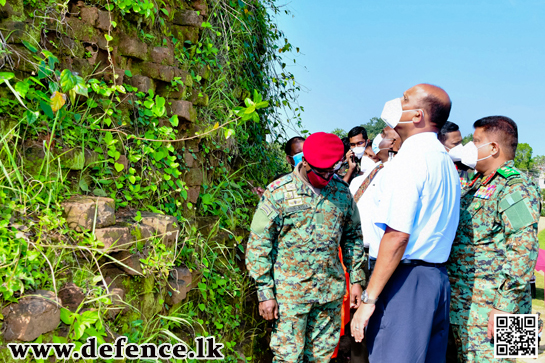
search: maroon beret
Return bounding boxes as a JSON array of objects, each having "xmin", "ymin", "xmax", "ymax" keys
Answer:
[{"xmin": 303, "ymin": 132, "xmax": 344, "ymax": 168}]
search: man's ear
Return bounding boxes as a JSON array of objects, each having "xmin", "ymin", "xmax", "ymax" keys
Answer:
[
  {"xmin": 412, "ymin": 109, "xmax": 424, "ymax": 124},
  {"xmin": 491, "ymin": 142, "xmax": 501, "ymax": 157},
  {"xmin": 286, "ymin": 155, "xmax": 292, "ymax": 165}
]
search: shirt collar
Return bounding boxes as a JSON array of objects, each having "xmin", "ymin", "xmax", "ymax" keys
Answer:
[{"xmin": 398, "ymin": 132, "xmax": 439, "ymax": 153}]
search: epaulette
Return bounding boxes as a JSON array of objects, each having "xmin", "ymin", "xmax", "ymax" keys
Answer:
[
  {"xmin": 507, "ymin": 177, "xmax": 524, "ymax": 187},
  {"xmin": 268, "ymin": 173, "xmax": 293, "ymax": 191},
  {"xmin": 496, "ymin": 166, "xmax": 520, "ymax": 179}
]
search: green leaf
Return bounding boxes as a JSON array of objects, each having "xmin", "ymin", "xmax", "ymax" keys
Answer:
[
  {"xmin": 25, "ymin": 110, "xmax": 39, "ymax": 124},
  {"xmin": 169, "ymin": 115, "xmax": 179, "ymax": 127},
  {"xmin": 60, "ymin": 308, "xmax": 74, "ymax": 325},
  {"xmin": 22, "ymin": 40, "xmax": 37, "ymax": 53},
  {"xmin": 0, "ymin": 72, "xmax": 15, "ymax": 84},
  {"xmin": 50, "ymin": 91, "xmax": 66, "ymax": 112},
  {"xmin": 111, "ymin": 20, "xmax": 117, "ymax": 28},
  {"xmin": 14, "ymin": 80, "xmax": 30, "ymax": 99},
  {"xmin": 104, "ymin": 34, "xmax": 113, "ymax": 42},
  {"xmin": 124, "ymin": 69, "xmax": 133, "ymax": 77},
  {"xmin": 79, "ymin": 178, "xmax": 90, "ymax": 192},
  {"xmin": 0, "ymin": 0, "xmax": 6, "ymax": 7},
  {"xmin": 60, "ymin": 69, "xmax": 77, "ymax": 93},
  {"xmin": 39, "ymin": 100, "xmax": 54, "ymax": 119},
  {"xmin": 114, "ymin": 163, "xmax": 124, "ymax": 172}
]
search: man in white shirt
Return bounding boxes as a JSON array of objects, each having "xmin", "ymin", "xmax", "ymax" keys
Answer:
[
  {"xmin": 347, "ymin": 127, "xmax": 401, "ymax": 363},
  {"xmin": 351, "ymin": 84, "xmax": 461, "ymax": 363}
]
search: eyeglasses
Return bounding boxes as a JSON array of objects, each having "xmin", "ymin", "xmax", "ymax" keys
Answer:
[
  {"xmin": 350, "ymin": 140, "xmax": 369, "ymax": 148},
  {"xmin": 308, "ymin": 160, "xmax": 342, "ymax": 180}
]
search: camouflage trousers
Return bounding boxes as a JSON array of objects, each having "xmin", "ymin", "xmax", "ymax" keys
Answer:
[
  {"xmin": 451, "ymin": 324, "xmax": 515, "ymax": 362},
  {"xmin": 271, "ymin": 299, "xmax": 343, "ymax": 363}
]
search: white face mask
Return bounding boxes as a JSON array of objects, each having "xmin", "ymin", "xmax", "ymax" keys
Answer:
[
  {"xmin": 372, "ymin": 134, "xmax": 383, "ymax": 154},
  {"xmin": 352, "ymin": 146, "xmax": 365, "ymax": 159},
  {"xmin": 447, "ymin": 144, "xmax": 464, "ymax": 162},
  {"xmin": 380, "ymin": 98, "xmax": 423, "ymax": 129},
  {"xmin": 461, "ymin": 141, "xmax": 493, "ymax": 169},
  {"xmin": 360, "ymin": 155, "xmax": 376, "ymax": 173}
]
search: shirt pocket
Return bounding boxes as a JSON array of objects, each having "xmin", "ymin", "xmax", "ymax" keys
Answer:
[
  {"xmin": 283, "ymin": 208, "xmax": 314, "ymax": 246},
  {"xmin": 315, "ymin": 202, "xmax": 347, "ymax": 243}
]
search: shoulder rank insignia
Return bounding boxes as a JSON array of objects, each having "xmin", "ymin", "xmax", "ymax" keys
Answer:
[
  {"xmin": 507, "ymin": 178, "xmax": 524, "ymax": 186},
  {"xmin": 269, "ymin": 174, "xmax": 293, "ymax": 191},
  {"xmin": 285, "ymin": 183, "xmax": 296, "ymax": 191},
  {"xmin": 497, "ymin": 166, "xmax": 520, "ymax": 179},
  {"xmin": 474, "ymin": 185, "xmax": 497, "ymax": 200}
]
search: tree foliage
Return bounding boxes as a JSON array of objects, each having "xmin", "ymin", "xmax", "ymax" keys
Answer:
[{"xmin": 514, "ymin": 143, "xmax": 534, "ymax": 171}]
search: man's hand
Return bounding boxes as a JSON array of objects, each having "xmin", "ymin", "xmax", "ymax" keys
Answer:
[
  {"xmin": 259, "ymin": 299, "xmax": 279, "ymax": 321},
  {"xmin": 251, "ymin": 187, "xmax": 265, "ymax": 198},
  {"xmin": 487, "ymin": 307, "xmax": 510, "ymax": 339},
  {"xmin": 351, "ymin": 302, "xmax": 375, "ymax": 342},
  {"xmin": 346, "ymin": 150, "xmax": 357, "ymax": 170},
  {"xmin": 350, "ymin": 283, "xmax": 363, "ymax": 309}
]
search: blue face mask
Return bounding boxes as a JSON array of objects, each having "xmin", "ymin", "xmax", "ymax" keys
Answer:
[{"xmin": 292, "ymin": 152, "xmax": 303, "ymax": 166}]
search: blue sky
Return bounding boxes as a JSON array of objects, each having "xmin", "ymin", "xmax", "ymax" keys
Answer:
[{"xmin": 276, "ymin": 0, "xmax": 545, "ymax": 156}]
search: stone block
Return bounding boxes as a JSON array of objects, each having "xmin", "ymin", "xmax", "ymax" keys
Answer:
[
  {"xmin": 156, "ymin": 81, "xmax": 186, "ymax": 100},
  {"xmin": 58, "ymin": 283, "xmax": 84, "ymax": 312},
  {"xmin": 71, "ymin": 57, "xmax": 94, "ymax": 78},
  {"xmin": 2, "ymin": 290, "xmax": 61, "ymax": 342},
  {"xmin": 173, "ymin": 10, "xmax": 203, "ymax": 27},
  {"xmin": 104, "ymin": 69, "xmax": 124, "ymax": 85},
  {"xmin": 185, "ymin": 167, "xmax": 203, "ymax": 186},
  {"xmin": 109, "ymin": 250, "xmax": 143, "ymax": 276},
  {"xmin": 167, "ymin": 100, "xmax": 196, "ymax": 122},
  {"xmin": 187, "ymin": 186, "xmax": 200, "ymax": 204},
  {"xmin": 171, "ymin": 25, "xmax": 199, "ymax": 45},
  {"xmin": 80, "ymin": 6, "xmax": 98, "ymax": 26},
  {"xmin": 96, "ymin": 10, "xmax": 111, "ymax": 31},
  {"xmin": 150, "ymin": 46, "xmax": 175, "ymax": 66},
  {"xmin": 66, "ymin": 17, "xmax": 100, "ymax": 43},
  {"xmin": 184, "ymin": 151, "xmax": 196, "ymax": 168},
  {"xmin": 62, "ymin": 196, "xmax": 116, "ymax": 232},
  {"xmin": 173, "ymin": 68, "xmax": 193, "ymax": 87},
  {"xmin": 10, "ymin": 45, "xmax": 35, "ymax": 73},
  {"xmin": 140, "ymin": 62, "xmax": 175, "ymax": 82},
  {"xmin": 94, "ymin": 225, "xmax": 133, "ymax": 252},
  {"xmin": 1, "ymin": 0, "xmax": 25, "ymax": 21},
  {"xmin": 118, "ymin": 36, "xmax": 148, "ymax": 60},
  {"xmin": 107, "ymin": 288, "xmax": 125, "ymax": 320},
  {"xmin": 189, "ymin": 90, "xmax": 209, "ymax": 107},
  {"xmin": 191, "ymin": 0, "xmax": 208, "ymax": 17},
  {"xmin": 165, "ymin": 267, "xmax": 193, "ymax": 305},
  {"xmin": 2, "ymin": 20, "xmax": 25, "ymax": 43},
  {"xmin": 129, "ymin": 75, "xmax": 155, "ymax": 94},
  {"xmin": 140, "ymin": 212, "xmax": 179, "ymax": 248}
]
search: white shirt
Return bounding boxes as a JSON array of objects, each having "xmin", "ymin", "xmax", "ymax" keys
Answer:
[
  {"xmin": 374, "ymin": 132, "xmax": 460, "ymax": 263},
  {"xmin": 350, "ymin": 162, "xmax": 388, "ymax": 249}
]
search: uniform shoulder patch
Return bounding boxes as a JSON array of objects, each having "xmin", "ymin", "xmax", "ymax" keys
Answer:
[
  {"xmin": 496, "ymin": 166, "xmax": 520, "ymax": 179},
  {"xmin": 499, "ymin": 190, "xmax": 537, "ymax": 230},
  {"xmin": 507, "ymin": 178, "xmax": 524, "ymax": 186},
  {"xmin": 268, "ymin": 174, "xmax": 293, "ymax": 191}
]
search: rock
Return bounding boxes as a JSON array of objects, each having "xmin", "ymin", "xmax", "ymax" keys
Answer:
[
  {"xmin": 173, "ymin": 10, "xmax": 203, "ymax": 27},
  {"xmin": 80, "ymin": 6, "xmax": 98, "ymax": 26},
  {"xmin": 167, "ymin": 100, "xmax": 196, "ymax": 122},
  {"xmin": 96, "ymin": 10, "xmax": 111, "ymax": 31},
  {"xmin": 140, "ymin": 62, "xmax": 175, "ymax": 82},
  {"xmin": 1, "ymin": 20, "xmax": 25, "ymax": 43},
  {"xmin": 189, "ymin": 90, "xmax": 209, "ymax": 107},
  {"xmin": 104, "ymin": 69, "xmax": 124, "ymax": 85},
  {"xmin": 58, "ymin": 283, "xmax": 84, "ymax": 312},
  {"xmin": 165, "ymin": 267, "xmax": 193, "ymax": 305},
  {"xmin": 62, "ymin": 196, "xmax": 116, "ymax": 232},
  {"xmin": 1, "ymin": 0, "xmax": 24, "ymax": 21},
  {"xmin": 129, "ymin": 75, "xmax": 155, "ymax": 94},
  {"xmin": 107, "ymin": 288, "xmax": 125, "ymax": 320},
  {"xmin": 156, "ymin": 81, "xmax": 186, "ymax": 100},
  {"xmin": 118, "ymin": 36, "xmax": 148, "ymax": 60},
  {"xmin": 2, "ymin": 290, "xmax": 61, "ymax": 342},
  {"xmin": 187, "ymin": 186, "xmax": 200, "ymax": 204},
  {"xmin": 150, "ymin": 47, "xmax": 175, "ymax": 66},
  {"xmin": 184, "ymin": 152, "xmax": 196, "ymax": 168},
  {"xmin": 66, "ymin": 17, "xmax": 100, "ymax": 43},
  {"xmin": 139, "ymin": 212, "xmax": 179, "ymax": 248},
  {"xmin": 71, "ymin": 57, "xmax": 95, "ymax": 78},
  {"xmin": 185, "ymin": 167, "xmax": 203, "ymax": 186},
  {"xmin": 171, "ymin": 25, "xmax": 200, "ymax": 45},
  {"xmin": 109, "ymin": 250, "xmax": 143, "ymax": 276},
  {"xmin": 191, "ymin": 0, "xmax": 208, "ymax": 17},
  {"xmin": 94, "ymin": 223, "xmax": 154, "ymax": 252}
]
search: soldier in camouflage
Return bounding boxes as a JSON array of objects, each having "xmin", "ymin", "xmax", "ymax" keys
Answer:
[
  {"xmin": 447, "ymin": 116, "xmax": 541, "ymax": 362},
  {"xmin": 246, "ymin": 132, "xmax": 366, "ymax": 362}
]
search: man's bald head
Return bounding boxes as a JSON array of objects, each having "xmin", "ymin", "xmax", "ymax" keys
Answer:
[{"xmin": 408, "ymin": 84, "xmax": 452, "ymax": 129}]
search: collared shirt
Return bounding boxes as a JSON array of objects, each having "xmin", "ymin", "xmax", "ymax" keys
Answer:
[
  {"xmin": 350, "ymin": 162, "xmax": 388, "ymax": 249},
  {"xmin": 374, "ymin": 132, "xmax": 461, "ymax": 263}
]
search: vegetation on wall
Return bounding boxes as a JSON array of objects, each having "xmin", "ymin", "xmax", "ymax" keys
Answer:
[{"xmin": 0, "ymin": 0, "xmax": 302, "ymax": 360}]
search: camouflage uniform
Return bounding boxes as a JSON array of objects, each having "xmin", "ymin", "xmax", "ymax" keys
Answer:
[
  {"xmin": 336, "ymin": 161, "xmax": 361, "ymax": 184},
  {"xmin": 246, "ymin": 167, "xmax": 365, "ymax": 362},
  {"xmin": 447, "ymin": 161, "xmax": 541, "ymax": 362}
]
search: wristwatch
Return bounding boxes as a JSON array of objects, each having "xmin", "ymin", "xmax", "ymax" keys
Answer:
[{"xmin": 361, "ymin": 290, "xmax": 378, "ymax": 305}]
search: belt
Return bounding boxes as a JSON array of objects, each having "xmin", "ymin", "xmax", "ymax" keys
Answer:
[{"xmin": 369, "ymin": 258, "xmax": 445, "ymax": 270}]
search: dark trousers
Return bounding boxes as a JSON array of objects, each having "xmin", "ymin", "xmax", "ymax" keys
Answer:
[{"xmin": 366, "ymin": 263, "xmax": 451, "ymax": 363}]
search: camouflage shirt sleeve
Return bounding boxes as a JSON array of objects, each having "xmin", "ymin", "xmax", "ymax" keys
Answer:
[
  {"xmin": 340, "ymin": 197, "xmax": 366, "ymax": 286},
  {"xmin": 493, "ymin": 182, "xmax": 540, "ymax": 313},
  {"xmin": 245, "ymin": 189, "xmax": 281, "ymax": 302}
]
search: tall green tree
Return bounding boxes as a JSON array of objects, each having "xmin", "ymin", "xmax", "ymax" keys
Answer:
[
  {"xmin": 462, "ymin": 133, "xmax": 473, "ymax": 144},
  {"xmin": 331, "ymin": 128, "xmax": 347, "ymax": 139},
  {"xmin": 514, "ymin": 143, "xmax": 534, "ymax": 171},
  {"xmin": 362, "ymin": 117, "xmax": 386, "ymax": 140}
]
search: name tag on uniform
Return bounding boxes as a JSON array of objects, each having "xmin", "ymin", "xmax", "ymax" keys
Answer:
[
  {"xmin": 288, "ymin": 197, "xmax": 303, "ymax": 207},
  {"xmin": 474, "ymin": 185, "xmax": 496, "ymax": 200}
]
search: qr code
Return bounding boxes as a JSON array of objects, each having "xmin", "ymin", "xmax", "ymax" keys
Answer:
[{"xmin": 494, "ymin": 314, "xmax": 538, "ymax": 358}]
